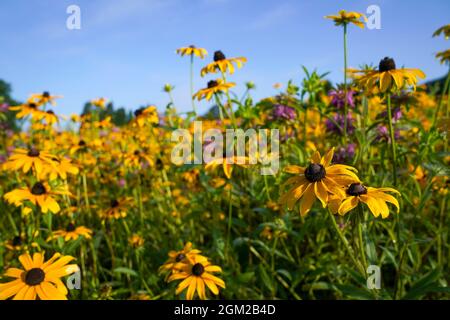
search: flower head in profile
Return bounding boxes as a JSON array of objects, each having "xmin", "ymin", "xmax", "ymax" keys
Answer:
[
  {"xmin": 176, "ymin": 45, "xmax": 208, "ymax": 59},
  {"xmin": 279, "ymin": 148, "xmax": 360, "ymax": 216},
  {"xmin": 436, "ymin": 49, "xmax": 450, "ymax": 65},
  {"xmin": 128, "ymin": 234, "xmax": 145, "ymax": 248},
  {"xmin": 168, "ymin": 254, "xmax": 225, "ymax": 300},
  {"xmin": 0, "ymin": 252, "xmax": 79, "ymax": 300},
  {"xmin": 355, "ymin": 57, "xmax": 426, "ymax": 93},
  {"xmin": 433, "ymin": 24, "xmax": 450, "ymax": 39},
  {"xmin": 48, "ymin": 223, "xmax": 92, "ymax": 242},
  {"xmin": 9, "ymin": 102, "xmax": 39, "ymax": 119},
  {"xmin": 201, "ymin": 50, "xmax": 247, "ymax": 76},
  {"xmin": 325, "ymin": 10, "xmax": 367, "ymax": 28},
  {"xmin": 193, "ymin": 79, "xmax": 235, "ymax": 101},
  {"xmin": 329, "ymin": 183, "xmax": 400, "ymax": 218},
  {"xmin": 90, "ymin": 97, "xmax": 108, "ymax": 109},
  {"xmin": 29, "ymin": 91, "xmax": 62, "ymax": 106},
  {"xmin": 4, "ymin": 182, "xmax": 70, "ymax": 214},
  {"xmin": 39, "ymin": 156, "xmax": 79, "ymax": 181}
]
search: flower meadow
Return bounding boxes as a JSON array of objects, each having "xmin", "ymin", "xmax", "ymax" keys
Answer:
[{"xmin": 0, "ymin": 11, "xmax": 449, "ymax": 301}]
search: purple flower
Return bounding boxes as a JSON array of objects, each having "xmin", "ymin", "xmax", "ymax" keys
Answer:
[
  {"xmin": 118, "ymin": 178, "xmax": 126, "ymax": 188},
  {"xmin": 272, "ymin": 104, "xmax": 296, "ymax": 121},
  {"xmin": 329, "ymin": 90, "xmax": 355, "ymax": 109},
  {"xmin": 333, "ymin": 143, "xmax": 356, "ymax": 164},
  {"xmin": 377, "ymin": 107, "xmax": 402, "ymax": 123},
  {"xmin": 325, "ymin": 113, "xmax": 355, "ymax": 135},
  {"xmin": 0, "ymin": 103, "xmax": 8, "ymax": 113},
  {"xmin": 376, "ymin": 125, "xmax": 400, "ymax": 143}
]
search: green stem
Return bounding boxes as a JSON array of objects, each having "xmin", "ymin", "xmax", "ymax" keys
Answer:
[
  {"xmin": 432, "ymin": 67, "xmax": 450, "ymax": 128},
  {"xmin": 190, "ymin": 55, "xmax": 197, "ymax": 115},
  {"xmin": 357, "ymin": 204, "xmax": 368, "ymax": 271},
  {"xmin": 386, "ymin": 94, "xmax": 398, "ymax": 185},
  {"xmin": 328, "ymin": 210, "xmax": 366, "ymax": 276},
  {"xmin": 343, "ymin": 23, "xmax": 348, "ymax": 139},
  {"xmin": 225, "ymin": 184, "xmax": 233, "ymax": 257}
]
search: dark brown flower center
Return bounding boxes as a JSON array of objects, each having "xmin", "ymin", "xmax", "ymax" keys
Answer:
[
  {"xmin": 346, "ymin": 183, "xmax": 367, "ymax": 196},
  {"xmin": 12, "ymin": 236, "xmax": 22, "ymax": 246},
  {"xmin": 304, "ymin": 163, "xmax": 326, "ymax": 182},
  {"xmin": 189, "ymin": 45, "xmax": 195, "ymax": 48},
  {"xmin": 175, "ymin": 253, "xmax": 186, "ymax": 262},
  {"xmin": 24, "ymin": 268, "xmax": 45, "ymax": 286},
  {"xmin": 66, "ymin": 223, "xmax": 76, "ymax": 232},
  {"xmin": 134, "ymin": 150, "xmax": 140, "ymax": 156},
  {"xmin": 31, "ymin": 182, "xmax": 46, "ymax": 195},
  {"xmin": 111, "ymin": 199, "xmax": 120, "ymax": 208},
  {"xmin": 43, "ymin": 91, "xmax": 50, "ymax": 98},
  {"xmin": 379, "ymin": 57, "xmax": 396, "ymax": 72},
  {"xmin": 27, "ymin": 148, "xmax": 40, "ymax": 157},
  {"xmin": 78, "ymin": 140, "xmax": 86, "ymax": 147},
  {"xmin": 29, "ymin": 103, "xmax": 37, "ymax": 109},
  {"xmin": 192, "ymin": 263, "xmax": 205, "ymax": 276},
  {"xmin": 207, "ymin": 80, "xmax": 218, "ymax": 88},
  {"xmin": 47, "ymin": 110, "xmax": 55, "ymax": 115},
  {"xmin": 213, "ymin": 50, "xmax": 226, "ymax": 61},
  {"xmin": 134, "ymin": 108, "xmax": 145, "ymax": 117}
]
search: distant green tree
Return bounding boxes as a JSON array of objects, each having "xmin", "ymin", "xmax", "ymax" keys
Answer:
[
  {"xmin": 81, "ymin": 101, "xmax": 133, "ymax": 126},
  {"xmin": 0, "ymin": 79, "xmax": 21, "ymax": 131}
]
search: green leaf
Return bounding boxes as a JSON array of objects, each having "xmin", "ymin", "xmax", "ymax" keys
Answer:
[{"xmin": 113, "ymin": 267, "xmax": 138, "ymax": 277}]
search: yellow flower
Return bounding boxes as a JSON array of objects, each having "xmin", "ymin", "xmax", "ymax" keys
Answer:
[
  {"xmin": 433, "ymin": 24, "xmax": 450, "ymax": 39},
  {"xmin": 332, "ymin": 183, "xmax": 400, "ymax": 219},
  {"xmin": 4, "ymin": 182, "xmax": 70, "ymax": 214},
  {"xmin": 35, "ymin": 110, "xmax": 59, "ymax": 125},
  {"xmin": 193, "ymin": 79, "xmax": 235, "ymax": 101},
  {"xmin": 204, "ymin": 147, "xmax": 249, "ymax": 179},
  {"xmin": 9, "ymin": 102, "xmax": 40, "ymax": 119},
  {"xmin": 29, "ymin": 91, "xmax": 62, "ymax": 106},
  {"xmin": 39, "ymin": 156, "xmax": 79, "ymax": 181},
  {"xmin": 0, "ymin": 252, "xmax": 79, "ymax": 300},
  {"xmin": 168, "ymin": 255, "xmax": 225, "ymax": 300},
  {"xmin": 355, "ymin": 57, "xmax": 426, "ymax": 93},
  {"xmin": 176, "ymin": 45, "xmax": 208, "ymax": 59},
  {"xmin": 91, "ymin": 97, "xmax": 108, "ymax": 109},
  {"xmin": 133, "ymin": 106, "xmax": 159, "ymax": 127},
  {"xmin": 128, "ymin": 234, "xmax": 145, "ymax": 248},
  {"xmin": 279, "ymin": 148, "xmax": 360, "ymax": 216},
  {"xmin": 4, "ymin": 148, "xmax": 55, "ymax": 175},
  {"xmin": 159, "ymin": 242, "xmax": 203, "ymax": 274},
  {"xmin": 325, "ymin": 10, "xmax": 367, "ymax": 28},
  {"xmin": 100, "ymin": 197, "xmax": 133, "ymax": 219},
  {"xmin": 200, "ymin": 50, "xmax": 247, "ymax": 76},
  {"xmin": 48, "ymin": 223, "xmax": 92, "ymax": 242}
]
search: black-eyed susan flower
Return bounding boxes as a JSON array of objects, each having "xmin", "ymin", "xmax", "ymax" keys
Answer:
[
  {"xmin": 168, "ymin": 255, "xmax": 225, "ymax": 300},
  {"xmin": 48, "ymin": 223, "xmax": 92, "ymax": 242},
  {"xmin": 4, "ymin": 148, "xmax": 55, "ymax": 175},
  {"xmin": 9, "ymin": 102, "xmax": 39, "ymax": 119},
  {"xmin": 325, "ymin": 10, "xmax": 367, "ymax": 28},
  {"xmin": 40, "ymin": 156, "xmax": 79, "ymax": 181},
  {"xmin": 35, "ymin": 110, "xmax": 59, "ymax": 125},
  {"xmin": 279, "ymin": 148, "xmax": 360, "ymax": 216},
  {"xmin": 159, "ymin": 242, "xmax": 203, "ymax": 275},
  {"xmin": 128, "ymin": 234, "xmax": 145, "ymax": 248},
  {"xmin": 200, "ymin": 50, "xmax": 247, "ymax": 77},
  {"xmin": 29, "ymin": 91, "xmax": 61, "ymax": 106},
  {"xmin": 91, "ymin": 97, "xmax": 108, "ymax": 109},
  {"xmin": 176, "ymin": 45, "xmax": 208, "ymax": 59},
  {"xmin": 193, "ymin": 79, "xmax": 235, "ymax": 101},
  {"xmin": 355, "ymin": 57, "xmax": 426, "ymax": 93},
  {"xmin": 0, "ymin": 252, "xmax": 78, "ymax": 300},
  {"xmin": 133, "ymin": 106, "xmax": 159, "ymax": 127},
  {"xmin": 4, "ymin": 235, "xmax": 26, "ymax": 251},
  {"xmin": 4, "ymin": 182, "xmax": 70, "ymax": 214},
  {"xmin": 332, "ymin": 183, "xmax": 400, "ymax": 219},
  {"xmin": 100, "ymin": 197, "xmax": 133, "ymax": 219}
]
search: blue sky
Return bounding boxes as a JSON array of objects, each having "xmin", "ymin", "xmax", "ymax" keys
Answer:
[{"xmin": 0, "ymin": 0, "xmax": 448, "ymax": 116}]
